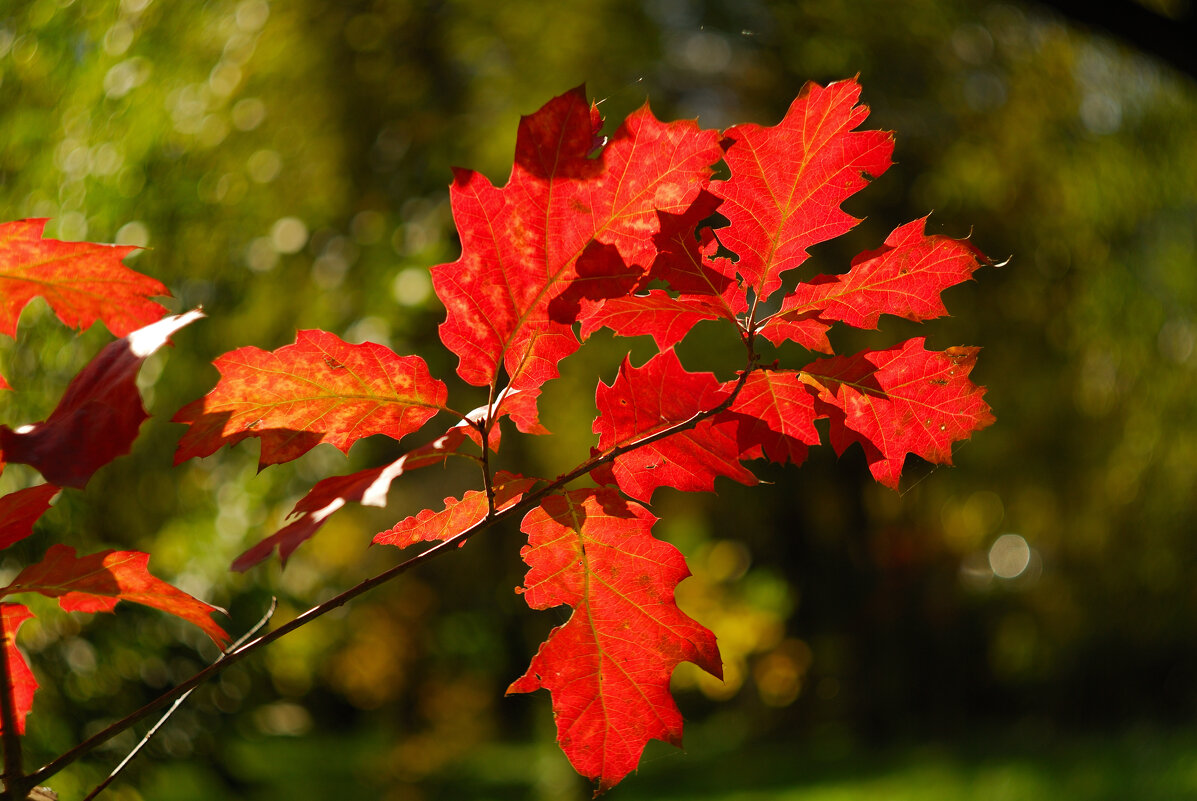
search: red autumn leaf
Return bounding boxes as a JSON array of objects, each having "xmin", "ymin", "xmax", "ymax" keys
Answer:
[
  {"xmin": 578, "ymin": 192, "xmax": 744, "ymax": 349},
  {"xmin": 232, "ymin": 425, "xmax": 472, "ymax": 571},
  {"xmin": 760, "ymin": 216, "xmax": 987, "ymax": 349},
  {"xmin": 507, "ymin": 489, "xmax": 720, "ymax": 792},
  {"xmin": 593, "ymin": 348, "xmax": 755, "ymax": 502},
  {"xmin": 0, "ymin": 603, "xmax": 36, "ymax": 735},
  {"xmin": 579, "ymin": 290, "xmax": 726, "ymax": 350},
  {"xmin": 0, "ymin": 309, "xmax": 204, "ymax": 489},
  {"xmin": 710, "ymin": 78, "xmax": 894, "ymax": 301},
  {"xmin": 801, "ymin": 337, "xmax": 995, "ymax": 488},
  {"xmin": 374, "ymin": 472, "xmax": 537, "ymax": 549},
  {"xmin": 173, "ymin": 329, "xmax": 449, "ymax": 468},
  {"xmin": 0, "ymin": 544, "xmax": 228, "ymax": 646},
  {"xmin": 0, "ymin": 484, "xmax": 60, "ymax": 550},
  {"xmin": 0, "ymin": 218, "xmax": 169, "ymax": 340},
  {"xmin": 718, "ymin": 370, "xmax": 821, "ymax": 466},
  {"xmin": 433, "ymin": 86, "xmax": 722, "ymax": 394}
]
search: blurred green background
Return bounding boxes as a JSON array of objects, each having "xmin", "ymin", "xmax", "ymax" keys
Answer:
[{"xmin": 1, "ymin": 0, "xmax": 1196, "ymax": 798}]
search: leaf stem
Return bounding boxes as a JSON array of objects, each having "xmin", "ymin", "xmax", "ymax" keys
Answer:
[{"xmin": 26, "ymin": 351, "xmax": 757, "ymax": 791}]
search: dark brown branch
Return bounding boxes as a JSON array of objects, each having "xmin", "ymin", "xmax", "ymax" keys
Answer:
[{"xmin": 28, "ymin": 350, "xmax": 758, "ymax": 790}]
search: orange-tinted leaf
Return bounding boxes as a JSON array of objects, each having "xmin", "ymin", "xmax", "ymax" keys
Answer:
[
  {"xmin": 433, "ymin": 87, "xmax": 722, "ymax": 394},
  {"xmin": 0, "ymin": 603, "xmax": 36, "ymax": 735},
  {"xmin": 718, "ymin": 370, "xmax": 820, "ymax": 465},
  {"xmin": 594, "ymin": 349, "xmax": 755, "ymax": 502},
  {"xmin": 761, "ymin": 217, "xmax": 986, "ymax": 347},
  {"xmin": 232, "ymin": 426, "xmax": 471, "ymax": 571},
  {"xmin": 0, "ymin": 484, "xmax": 59, "ymax": 550},
  {"xmin": 173, "ymin": 330, "xmax": 448, "ymax": 468},
  {"xmin": 0, "ymin": 218, "xmax": 168, "ymax": 339},
  {"xmin": 507, "ymin": 489, "xmax": 721, "ymax": 792},
  {"xmin": 802, "ymin": 337, "xmax": 995, "ymax": 488},
  {"xmin": 374, "ymin": 471, "xmax": 537, "ymax": 549},
  {"xmin": 711, "ymin": 79, "xmax": 894, "ymax": 301},
  {"xmin": 1, "ymin": 544, "xmax": 228, "ymax": 646},
  {"xmin": 0, "ymin": 310, "xmax": 204, "ymax": 488}
]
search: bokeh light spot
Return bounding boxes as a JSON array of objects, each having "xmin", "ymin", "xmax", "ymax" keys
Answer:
[
  {"xmin": 271, "ymin": 216, "xmax": 308, "ymax": 254},
  {"xmin": 988, "ymin": 533, "xmax": 1031, "ymax": 579}
]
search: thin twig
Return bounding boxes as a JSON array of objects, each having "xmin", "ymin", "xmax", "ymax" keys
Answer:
[
  {"xmin": 27, "ymin": 353, "xmax": 757, "ymax": 789},
  {"xmin": 0, "ymin": 605, "xmax": 27, "ymax": 801},
  {"xmin": 80, "ymin": 599, "xmax": 278, "ymax": 801}
]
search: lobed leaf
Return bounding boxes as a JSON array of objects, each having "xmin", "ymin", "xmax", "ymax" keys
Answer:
[
  {"xmin": 507, "ymin": 489, "xmax": 721, "ymax": 792},
  {"xmin": 760, "ymin": 216, "xmax": 987, "ymax": 349},
  {"xmin": 173, "ymin": 329, "xmax": 448, "ymax": 468},
  {"xmin": 0, "ymin": 544, "xmax": 228, "ymax": 646},
  {"xmin": 433, "ymin": 86, "xmax": 722, "ymax": 396},
  {"xmin": 0, "ymin": 218, "xmax": 168, "ymax": 340},
  {"xmin": 710, "ymin": 78, "xmax": 895, "ymax": 301},
  {"xmin": 801, "ymin": 337, "xmax": 995, "ymax": 488},
  {"xmin": 578, "ymin": 192, "xmax": 743, "ymax": 349},
  {"xmin": 593, "ymin": 348, "xmax": 755, "ymax": 502},
  {"xmin": 718, "ymin": 370, "xmax": 821, "ymax": 466}
]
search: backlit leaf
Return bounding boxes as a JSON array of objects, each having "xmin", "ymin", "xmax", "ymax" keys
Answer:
[
  {"xmin": 593, "ymin": 349, "xmax": 755, "ymax": 502},
  {"xmin": 761, "ymin": 216, "xmax": 986, "ymax": 347},
  {"xmin": 718, "ymin": 370, "xmax": 820, "ymax": 466},
  {"xmin": 433, "ymin": 86, "xmax": 722, "ymax": 394},
  {"xmin": 801, "ymin": 337, "xmax": 995, "ymax": 488},
  {"xmin": 507, "ymin": 489, "xmax": 720, "ymax": 792},
  {"xmin": 0, "ymin": 544, "xmax": 228, "ymax": 646},
  {"xmin": 173, "ymin": 329, "xmax": 449, "ymax": 467},
  {"xmin": 710, "ymin": 79, "xmax": 894, "ymax": 301},
  {"xmin": 374, "ymin": 471, "xmax": 536, "ymax": 549},
  {"xmin": 0, "ymin": 218, "xmax": 168, "ymax": 339},
  {"xmin": 0, "ymin": 603, "xmax": 36, "ymax": 735}
]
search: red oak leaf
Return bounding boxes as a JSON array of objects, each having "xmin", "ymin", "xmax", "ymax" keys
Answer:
[
  {"xmin": 507, "ymin": 489, "xmax": 721, "ymax": 792},
  {"xmin": 0, "ymin": 603, "xmax": 36, "ymax": 734},
  {"xmin": 0, "ymin": 218, "xmax": 168, "ymax": 339},
  {"xmin": 760, "ymin": 217, "xmax": 986, "ymax": 348},
  {"xmin": 433, "ymin": 86, "xmax": 722, "ymax": 394},
  {"xmin": 710, "ymin": 78, "xmax": 894, "ymax": 301},
  {"xmin": 373, "ymin": 471, "xmax": 537, "ymax": 549},
  {"xmin": 801, "ymin": 337, "xmax": 995, "ymax": 488},
  {"xmin": 1, "ymin": 544, "xmax": 228, "ymax": 645},
  {"xmin": 594, "ymin": 349, "xmax": 755, "ymax": 502},
  {"xmin": 232, "ymin": 425, "xmax": 471, "ymax": 571},
  {"xmin": 0, "ymin": 310, "xmax": 204, "ymax": 488},
  {"xmin": 173, "ymin": 330, "xmax": 448, "ymax": 468},
  {"xmin": 718, "ymin": 370, "xmax": 820, "ymax": 465},
  {"xmin": 579, "ymin": 192, "xmax": 744, "ymax": 349},
  {"xmin": 578, "ymin": 289, "xmax": 725, "ymax": 350},
  {"xmin": 0, "ymin": 484, "xmax": 60, "ymax": 550}
]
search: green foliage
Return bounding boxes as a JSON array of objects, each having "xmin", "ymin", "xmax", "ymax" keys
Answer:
[{"xmin": 0, "ymin": 0, "xmax": 1195, "ymax": 798}]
